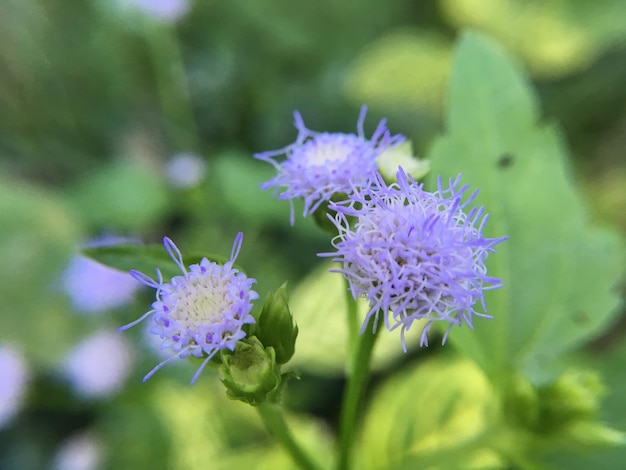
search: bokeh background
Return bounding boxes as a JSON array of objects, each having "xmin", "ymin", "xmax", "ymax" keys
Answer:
[{"xmin": 1, "ymin": 0, "xmax": 625, "ymax": 469}]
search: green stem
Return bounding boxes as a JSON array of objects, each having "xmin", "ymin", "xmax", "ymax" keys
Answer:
[
  {"xmin": 143, "ymin": 20, "xmax": 198, "ymax": 150},
  {"xmin": 344, "ymin": 278, "xmax": 359, "ymax": 370},
  {"xmin": 336, "ymin": 311, "xmax": 383, "ymax": 470},
  {"xmin": 257, "ymin": 402, "xmax": 321, "ymax": 470}
]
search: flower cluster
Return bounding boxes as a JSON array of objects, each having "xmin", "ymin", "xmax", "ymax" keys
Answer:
[
  {"xmin": 321, "ymin": 168, "xmax": 506, "ymax": 348},
  {"xmin": 120, "ymin": 233, "xmax": 258, "ymax": 383},
  {"xmin": 254, "ymin": 106, "xmax": 405, "ymax": 224}
]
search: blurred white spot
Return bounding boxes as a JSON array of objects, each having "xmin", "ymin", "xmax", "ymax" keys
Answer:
[
  {"xmin": 0, "ymin": 345, "xmax": 30, "ymax": 429},
  {"xmin": 64, "ymin": 331, "xmax": 134, "ymax": 399},
  {"xmin": 165, "ymin": 152, "xmax": 208, "ymax": 189},
  {"xmin": 123, "ymin": 0, "xmax": 191, "ymax": 23},
  {"xmin": 51, "ymin": 431, "xmax": 104, "ymax": 470}
]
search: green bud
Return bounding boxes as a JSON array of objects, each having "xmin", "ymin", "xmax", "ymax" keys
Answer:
[
  {"xmin": 219, "ymin": 337, "xmax": 281, "ymax": 406},
  {"xmin": 503, "ymin": 373, "xmax": 539, "ymax": 429},
  {"xmin": 255, "ymin": 283, "xmax": 299, "ymax": 365},
  {"xmin": 563, "ymin": 421, "xmax": 626, "ymax": 448},
  {"xmin": 538, "ymin": 369, "xmax": 604, "ymax": 428},
  {"xmin": 376, "ymin": 140, "xmax": 430, "ymax": 183}
]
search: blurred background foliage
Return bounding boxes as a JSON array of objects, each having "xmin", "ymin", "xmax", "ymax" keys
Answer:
[{"xmin": 0, "ymin": 0, "xmax": 624, "ymax": 469}]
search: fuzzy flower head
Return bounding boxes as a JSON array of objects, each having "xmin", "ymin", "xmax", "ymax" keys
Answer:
[
  {"xmin": 121, "ymin": 233, "xmax": 258, "ymax": 384},
  {"xmin": 254, "ymin": 106, "xmax": 405, "ymax": 224},
  {"xmin": 322, "ymin": 168, "xmax": 507, "ymax": 348}
]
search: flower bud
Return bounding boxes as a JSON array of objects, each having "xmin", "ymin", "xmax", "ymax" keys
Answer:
[
  {"xmin": 219, "ymin": 337, "xmax": 281, "ymax": 406},
  {"xmin": 538, "ymin": 369, "xmax": 604, "ymax": 427},
  {"xmin": 503, "ymin": 373, "xmax": 539, "ymax": 429},
  {"xmin": 563, "ymin": 421, "xmax": 626, "ymax": 447},
  {"xmin": 255, "ymin": 284, "xmax": 298, "ymax": 365},
  {"xmin": 376, "ymin": 140, "xmax": 430, "ymax": 183}
]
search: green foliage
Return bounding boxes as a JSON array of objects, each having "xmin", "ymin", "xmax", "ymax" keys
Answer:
[
  {"xmin": 540, "ymin": 345, "xmax": 626, "ymax": 468},
  {"xmin": 345, "ymin": 30, "xmax": 452, "ymax": 113},
  {"xmin": 84, "ymin": 243, "xmax": 229, "ymax": 281},
  {"xmin": 64, "ymin": 160, "xmax": 171, "ymax": 231},
  {"xmin": 212, "ymin": 151, "xmax": 295, "ymax": 228},
  {"xmin": 439, "ymin": 0, "xmax": 626, "ymax": 78},
  {"xmin": 1, "ymin": 1, "xmax": 624, "ymax": 468},
  {"xmin": 358, "ymin": 355, "xmax": 502, "ymax": 469},
  {"xmin": 0, "ymin": 178, "xmax": 82, "ymax": 366},
  {"xmin": 428, "ymin": 31, "xmax": 624, "ymax": 381},
  {"xmin": 149, "ymin": 379, "xmax": 333, "ymax": 469}
]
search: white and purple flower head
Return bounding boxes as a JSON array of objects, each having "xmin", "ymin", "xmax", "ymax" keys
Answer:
[
  {"xmin": 121, "ymin": 233, "xmax": 258, "ymax": 384},
  {"xmin": 254, "ymin": 106, "xmax": 405, "ymax": 224},
  {"xmin": 321, "ymin": 168, "xmax": 507, "ymax": 348}
]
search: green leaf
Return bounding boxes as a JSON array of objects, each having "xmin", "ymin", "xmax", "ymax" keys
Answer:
[
  {"xmin": 84, "ymin": 244, "xmax": 230, "ymax": 280},
  {"xmin": 150, "ymin": 379, "xmax": 333, "ymax": 470},
  {"xmin": 64, "ymin": 160, "xmax": 171, "ymax": 231},
  {"xmin": 428, "ymin": 31, "xmax": 624, "ymax": 380},
  {"xmin": 288, "ymin": 262, "xmax": 426, "ymax": 376},
  {"xmin": 357, "ymin": 355, "xmax": 502, "ymax": 470},
  {"xmin": 345, "ymin": 30, "xmax": 453, "ymax": 113},
  {"xmin": 214, "ymin": 150, "xmax": 294, "ymax": 226}
]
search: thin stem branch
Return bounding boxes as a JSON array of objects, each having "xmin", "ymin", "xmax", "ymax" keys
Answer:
[
  {"xmin": 257, "ymin": 402, "xmax": 321, "ymax": 470},
  {"xmin": 344, "ymin": 277, "xmax": 359, "ymax": 371},
  {"xmin": 336, "ymin": 311, "xmax": 382, "ymax": 470}
]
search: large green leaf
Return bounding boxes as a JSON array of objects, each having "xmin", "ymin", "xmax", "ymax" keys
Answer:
[
  {"xmin": 428, "ymin": 31, "xmax": 623, "ymax": 380},
  {"xmin": 148, "ymin": 378, "xmax": 333, "ymax": 470},
  {"xmin": 357, "ymin": 355, "xmax": 501, "ymax": 470}
]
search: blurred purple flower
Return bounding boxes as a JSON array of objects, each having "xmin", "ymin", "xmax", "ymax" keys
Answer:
[
  {"xmin": 121, "ymin": 233, "xmax": 258, "ymax": 384},
  {"xmin": 51, "ymin": 431, "xmax": 104, "ymax": 470},
  {"xmin": 255, "ymin": 106, "xmax": 405, "ymax": 224},
  {"xmin": 63, "ymin": 331, "xmax": 134, "ymax": 399},
  {"xmin": 62, "ymin": 238, "xmax": 140, "ymax": 314},
  {"xmin": 165, "ymin": 152, "xmax": 208, "ymax": 189},
  {"xmin": 321, "ymin": 168, "xmax": 507, "ymax": 348},
  {"xmin": 0, "ymin": 345, "xmax": 30, "ymax": 429},
  {"xmin": 125, "ymin": 0, "xmax": 191, "ymax": 22}
]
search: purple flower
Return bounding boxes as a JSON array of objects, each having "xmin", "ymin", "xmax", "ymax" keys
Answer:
[
  {"xmin": 121, "ymin": 233, "xmax": 258, "ymax": 384},
  {"xmin": 254, "ymin": 106, "xmax": 405, "ymax": 224},
  {"xmin": 321, "ymin": 168, "xmax": 507, "ymax": 348}
]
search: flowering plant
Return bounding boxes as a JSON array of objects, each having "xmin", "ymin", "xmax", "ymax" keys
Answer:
[{"xmin": 67, "ymin": 31, "xmax": 623, "ymax": 470}]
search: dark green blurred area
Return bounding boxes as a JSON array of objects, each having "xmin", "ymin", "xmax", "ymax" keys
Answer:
[{"xmin": 1, "ymin": 0, "xmax": 625, "ymax": 469}]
